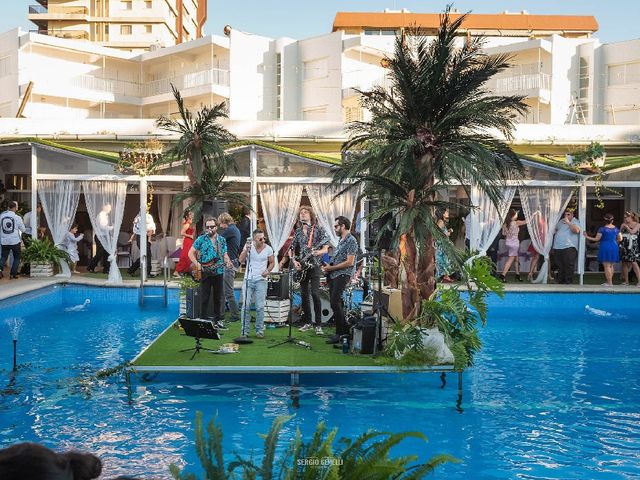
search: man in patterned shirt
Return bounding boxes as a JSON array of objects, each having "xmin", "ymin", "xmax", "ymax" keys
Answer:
[
  {"xmin": 188, "ymin": 217, "xmax": 232, "ymax": 325},
  {"xmin": 321, "ymin": 216, "xmax": 358, "ymax": 344},
  {"xmin": 289, "ymin": 205, "xmax": 329, "ymax": 335}
]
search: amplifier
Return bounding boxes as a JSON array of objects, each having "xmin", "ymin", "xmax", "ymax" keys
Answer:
[{"xmin": 267, "ymin": 272, "xmax": 289, "ymax": 299}]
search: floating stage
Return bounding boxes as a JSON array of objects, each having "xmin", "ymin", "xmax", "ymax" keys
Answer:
[{"xmin": 128, "ymin": 318, "xmax": 456, "ymax": 379}]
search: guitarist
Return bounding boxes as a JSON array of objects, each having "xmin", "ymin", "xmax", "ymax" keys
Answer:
[{"xmin": 289, "ymin": 206, "xmax": 329, "ymax": 335}]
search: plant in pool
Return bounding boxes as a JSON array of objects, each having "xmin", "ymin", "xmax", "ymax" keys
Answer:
[{"xmin": 169, "ymin": 412, "xmax": 457, "ymax": 479}]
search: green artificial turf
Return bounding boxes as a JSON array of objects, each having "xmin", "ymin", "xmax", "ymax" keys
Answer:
[{"xmin": 133, "ymin": 318, "xmax": 380, "ymax": 367}]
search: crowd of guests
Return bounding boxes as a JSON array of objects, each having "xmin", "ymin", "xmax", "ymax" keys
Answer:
[{"xmin": 435, "ymin": 206, "xmax": 640, "ymax": 287}]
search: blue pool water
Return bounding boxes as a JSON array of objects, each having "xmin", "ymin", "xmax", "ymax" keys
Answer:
[{"xmin": 1, "ymin": 286, "xmax": 639, "ymax": 479}]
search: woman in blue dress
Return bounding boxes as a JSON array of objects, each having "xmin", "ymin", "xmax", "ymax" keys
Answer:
[{"xmin": 584, "ymin": 213, "xmax": 622, "ymax": 286}]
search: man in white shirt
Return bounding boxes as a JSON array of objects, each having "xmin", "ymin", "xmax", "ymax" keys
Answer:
[
  {"xmin": 238, "ymin": 229, "xmax": 274, "ymax": 338},
  {"xmin": 0, "ymin": 201, "xmax": 26, "ymax": 279},
  {"xmin": 87, "ymin": 203, "xmax": 113, "ymax": 274},
  {"xmin": 128, "ymin": 211, "xmax": 156, "ymax": 277},
  {"xmin": 23, "ymin": 202, "xmax": 43, "ymax": 239}
]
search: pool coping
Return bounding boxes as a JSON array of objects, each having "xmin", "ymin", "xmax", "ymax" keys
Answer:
[{"xmin": 127, "ymin": 364, "xmax": 456, "ymax": 375}]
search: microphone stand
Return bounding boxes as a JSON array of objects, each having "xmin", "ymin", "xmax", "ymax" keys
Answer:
[{"xmin": 269, "ymin": 248, "xmax": 311, "ymax": 350}]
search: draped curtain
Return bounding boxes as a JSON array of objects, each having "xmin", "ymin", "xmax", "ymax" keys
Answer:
[
  {"xmin": 519, "ymin": 187, "xmax": 573, "ymax": 284},
  {"xmin": 469, "ymin": 186, "xmax": 517, "ymax": 257},
  {"xmin": 156, "ymin": 193, "xmax": 172, "ymax": 259},
  {"xmin": 306, "ymin": 184, "xmax": 359, "ymax": 246},
  {"xmin": 82, "ymin": 181, "xmax": 127, "ymax": 285},
  {"xmin": 258, "ymin": 183, "xmax": 303, "ymax": 272},
  {"xmin": 37, "ymin": 179, "xmax": 81, "ymax": 277}
]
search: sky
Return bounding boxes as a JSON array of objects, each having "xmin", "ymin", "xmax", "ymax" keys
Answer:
[{"xmin": 2, "ymin": 1, "xmax": 639, "ymax": 44}]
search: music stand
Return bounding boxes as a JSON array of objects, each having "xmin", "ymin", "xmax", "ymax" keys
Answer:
[
  {"xmin": 269, "ymin": 265, "xmax": 311, "ymax": 350},
  {"xmin": 179, "ymin": 317, "xmax": 220, "ymax": 360}
]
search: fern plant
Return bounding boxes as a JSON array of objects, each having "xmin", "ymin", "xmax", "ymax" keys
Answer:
[
  {"xmin": 22, "ymin": 238, "xmax": 70, "ymax": 264},
  {"xmin": 170, "ymin": 413, "xmax": 457, "ymax": 479}
]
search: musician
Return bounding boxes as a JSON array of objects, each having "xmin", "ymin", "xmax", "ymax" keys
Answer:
[
  {"xmin": 321, "ymin": 216, "xmax": 358, "ymax": 344},
  {"xmin": 188, "ymin": 217, "xmax": 232, "ymax": 325},
  {"xmin": 289, "ymin": 205, "xmax": 329, "ymax": 335},
  {"xmin": 238, "ymin": 229, "xmax": 275, "ymax": 338}
]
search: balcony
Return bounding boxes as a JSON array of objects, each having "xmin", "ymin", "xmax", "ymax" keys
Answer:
[
  {"xmin": 29, "ymin": 5, "xmax": 88, "ymax": 15},
  {"xmin": 488, "ymin": 73, "xmax": 551, "ymax": 102},
  {"xmin": 30, "ymin": 29, "xmax": 89, "ymax": 40},
  {"xmin": 143, "ymin": 69, "xmax": 230, "ymax": 97},
  {"xmin": 71, "ymin": 75, "xmax": 142, "ymax": 97},
  {"xmin": 342, "ymin": 71, "xmax": 390, "ymax": 98}
]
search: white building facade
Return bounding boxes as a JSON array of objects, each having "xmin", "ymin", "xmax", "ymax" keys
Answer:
[{"xmin": 0, "ymin": 9, "xmax": 639, "ymax": 126}]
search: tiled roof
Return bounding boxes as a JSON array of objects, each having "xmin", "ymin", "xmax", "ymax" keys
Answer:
[{"xmin": 332, "ymin": 12, "xmax": 599, "ymax": 34}]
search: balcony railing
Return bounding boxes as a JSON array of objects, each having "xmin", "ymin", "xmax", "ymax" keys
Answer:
[
  {"xmin": 29, "ymin": 5, "xmax": 88, "ymax": 15},
  {"xmin": 490, "ymin": 73, "xmax": 551, "ymax": 95},
  {"xmin": 143, "ymin": 68, "xmax": 229, "ymax": 96},
  {"xmin": 71, "ymin": 75, "xmax": 142, "ymax": 97},
  {"xmin": 30, "ymin": 29, "xmax": 89, "ymax": 40}
]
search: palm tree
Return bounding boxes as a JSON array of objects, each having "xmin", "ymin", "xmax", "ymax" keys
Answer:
[
  {"xmin": 156, "ymin": 84, "xmax": 237, "ymax": 185},
  {"xmin": 334, "ymin": 8, "xmax": 527, "ymax": 321}
]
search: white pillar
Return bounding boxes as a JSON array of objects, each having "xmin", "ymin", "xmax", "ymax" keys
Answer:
[
  {"xmin": 359, "ymin": 195, "xmax": 367, "ymax": 253},
  {"xmin": 578, "ymin": 182, "xmax": 587, "ymax": 285},
  {"xmin": 250, "ymin": 146, "xmax": 257, "ymax": 232},
  {"xmin": 30, "ymin": 145, "xmax": 38, "ymax": 238},
  {"xmin": 140, "ymin": 178, "xmax": 148, "ymax": 283}
]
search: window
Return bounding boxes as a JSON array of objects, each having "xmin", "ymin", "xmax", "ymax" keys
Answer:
[
  {"xmin": 275, "ymin": 53, "xmax": 282, "ymax": 120},
  {"xmin": 120, "ymin": 24, "xmax": 132, "ymax": 35},
  {"xmin": 0, "ymin": 56, "xmax": 11, "ymax": 77},
  {"xmin": 145, "ymin": 0, "xmax": 152, "ymax": 8},
  {"xmin": 608, "ymin": 62, "xmax": 640, "ymax": 86},
  {"xmin": 303, "ymin": 58, "xmax": 328, "ymax": 81},
  {"xmin": 145, "ymin": 24, "xmax": 152, "ymax": 34},
  {"xmin": 120, "ymin": 1, "xmax": 132, "ymax": 10},
  {"xmin": 364, "ymin": 29, "xmax": 398, "ymax": 36}
]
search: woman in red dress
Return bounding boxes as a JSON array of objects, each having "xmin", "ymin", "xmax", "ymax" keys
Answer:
[{"xmin": 174, "ymin": 211, "xmax": 195, "ymax": 276}]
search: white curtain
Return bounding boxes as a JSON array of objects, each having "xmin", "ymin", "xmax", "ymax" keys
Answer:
[
  {"xmin": 37, "ymin": 180, "xmax": 81, "ymax": 278},
  {"xmin": 82, "ymin": 180, "xmax": 127, "ymax": 285},
  {"xmin": 156, "ymin": 193, "xmax": 172, "ymax": 259},
  {"xmin": 306, "ymin": 184, "xmax": 359, "ymax": 246},
  {"xmin": 469, "ymin": 186, "xmax": 517, "ymax": 256},
  {"xmin": 258, "ymin": 183, "xmax": 303, "ymax": 272},
  {"xmin": 519, "ymin": 187, "xmax": 573, "ymax": 284}
]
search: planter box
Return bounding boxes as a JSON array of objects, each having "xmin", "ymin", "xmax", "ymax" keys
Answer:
[{"xmin": 30, "ymin": 262, "xmax": 54, "ymax": 277}]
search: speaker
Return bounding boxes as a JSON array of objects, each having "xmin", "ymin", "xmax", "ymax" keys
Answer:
[
  {"xmin": 185, "ymin": 286, "xmax": 201, "ymax": 319},
  {"xmin": 352, "ymin": 315, "xmax": 377, "ymax": 354},
  {"xmin": 266, "ymin": 273, "xmax": 289, "ymax": 300},
  {"xmin": 202, "ymin": 199, "xmax": 229, "ymax": 222}
]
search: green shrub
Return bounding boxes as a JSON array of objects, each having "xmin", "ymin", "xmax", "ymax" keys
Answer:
[{"xmin": 22, "ymin": 238, "xmax": 70, "ymax": 265}]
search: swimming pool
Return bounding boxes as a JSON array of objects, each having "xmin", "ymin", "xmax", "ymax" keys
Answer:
[{"xmin": 1, "ymin": 286, "xmax": 639, "ymax": 478}]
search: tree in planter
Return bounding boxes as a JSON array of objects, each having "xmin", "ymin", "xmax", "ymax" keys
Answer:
[
  {"xmin": 22, "ymin": 238, "xmax": 70, "ymax": 275},
  {"xmin": 334, "ymin": 8, "xmax": 526, "ymax": 321},
  {"xmin": 156, "ymin": 85, "xmax": 237, "ymax": 189},
  {"xmin": 169, "ymin": 412, "xmax": 457, "ymax": 479}
]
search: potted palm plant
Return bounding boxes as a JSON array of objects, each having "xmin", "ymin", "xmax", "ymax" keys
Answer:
[{"xmin": 22, "ymin": 238, "xmax": 70, "ymax": 277}]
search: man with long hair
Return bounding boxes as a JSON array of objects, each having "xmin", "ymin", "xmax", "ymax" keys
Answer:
[{"xmin": 289, "ymin": 205, "xmax": 329, "ymax": 335}]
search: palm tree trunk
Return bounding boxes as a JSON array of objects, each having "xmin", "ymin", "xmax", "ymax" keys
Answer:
[
  {"xmin": 416, "ymin": 234, "xmax": 436, "ymax": 301},
  {"xmin": 401, "ymin": 232, "xmax": 420, "ymax": 321}
]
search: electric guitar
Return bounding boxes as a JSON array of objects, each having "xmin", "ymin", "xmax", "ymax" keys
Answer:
[{"xmin": 293, "ymin": 239, "xmax": 326, "ymax": 283}]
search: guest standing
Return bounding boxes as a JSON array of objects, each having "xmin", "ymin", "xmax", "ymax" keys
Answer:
[
  {"xmin": 551, "ymin": 209, "xmax": 581, "ymax": 284},
  {"xmin": 188, "ymin": 217, "xmax": 232, "ymax": 323},
  {"xmin": 619, "ymin": 211, "xmax": 640, "ymax": 286},
  {"xmin": 218, "ymin": 212, "xmax": 241, "ymax": 322},
  {"xmin": 584, "ymin": 213, "xmax": 621, "ymax": 287},
  {"xmin": 238, "ymin": 208, "xmax": 251, "ymax": 247},
  {"xmin": 128, "ymin": 210, "xmax": 156, "ymax": 277},
  {"xmin": 238, "ymin": 229, "xmax": 274, "ymax": 338},
  {"xmin": 174, "ymin": 211, "xmax": 195, "ymax": 277},
  {"xmin": 499, "ymin": 209, "xmax": 527, "ymax": 282},
  {"xmin": 87, "ymin": 203, "xmax": 112, "ymax": 274},
  {"xmin": 0, "ymin": 201, "xmax": 26, "ymax": 279},
  {"xmin": 61, "ymin": 223, "xmax": 84, "ymax": 273}
]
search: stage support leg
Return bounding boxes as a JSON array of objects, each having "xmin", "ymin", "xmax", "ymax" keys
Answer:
[
  {"xmin": 440, "ymin": 372, "xmax": 446, "ymax": 388},
  {"xmin": 456, "ymin": 371, "xmax": 463, "ymax": 413},
  {"xmin": 290, "ymin": 371, "xmax": 300, "ymax": 409},
  {"xmin": 125, "ymin": 369, "xmax": 133, "ymax": 405}
]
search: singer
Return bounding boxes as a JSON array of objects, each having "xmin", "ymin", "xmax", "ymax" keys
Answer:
[
  {"xmin": 289, "ymin": 205, "xmax": 330, "ymax": 335},
  {"xmin": 238, "ymin": 229, "xmax": 275, "ymax": 338}
]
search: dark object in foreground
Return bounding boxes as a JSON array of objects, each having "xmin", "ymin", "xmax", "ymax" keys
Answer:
[{"xmin": 178, "ymin": 317, "xmax": 220, "ymax": 359}]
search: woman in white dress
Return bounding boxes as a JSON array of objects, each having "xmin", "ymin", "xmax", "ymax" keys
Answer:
[{"xmin": 61, "ymin": 223, "xmax": 84, "ymax": 273}]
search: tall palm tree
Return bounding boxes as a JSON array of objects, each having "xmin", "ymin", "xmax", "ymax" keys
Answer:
[
  {"xmin": 334, "ymin": 8, "xmax": 527, "ymax": 321},
  {"xmin": 156, "ymin": 84, "xmax": 236, "ymax": 185}
]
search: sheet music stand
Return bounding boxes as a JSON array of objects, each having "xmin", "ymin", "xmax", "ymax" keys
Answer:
[{"xmin": 178, "ymin": 317, "xmax": 220, "ymax": 360}]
